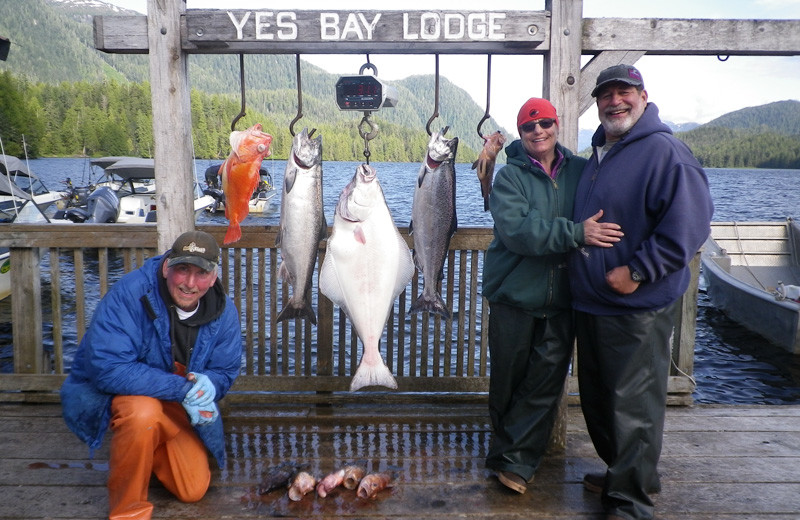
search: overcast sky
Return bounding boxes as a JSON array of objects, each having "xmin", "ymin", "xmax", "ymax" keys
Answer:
[{"xmin": 102, "ymin": 0, "xmax": 800, "ymax": 134}]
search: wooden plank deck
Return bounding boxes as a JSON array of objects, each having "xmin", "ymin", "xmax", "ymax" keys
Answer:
[{"xmin": 2, "ymin": 403, "xmax": 800, "ymax": 519}]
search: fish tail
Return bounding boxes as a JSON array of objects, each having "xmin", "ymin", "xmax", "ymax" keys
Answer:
[
  {"xmin": 409, "ymin": 293, "xmax": 451, "ymax": 319},
  {"xmin": 350, "ymin": 360, "xmax": 397, "ymax": 392},
  {"xmin": 276, "ymin": 301, "xmax": 317, "ymax": 325},
  {"xmin": 223, "ymin": 222, "xmax": 242, "ymax": 245},
  {"xmin": 483, "ymin": 196, "xmax": 490, "ymax": 212}
]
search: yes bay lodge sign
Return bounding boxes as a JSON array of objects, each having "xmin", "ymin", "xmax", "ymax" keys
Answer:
[{"xmin": 183, "ymin": 10, "xmax": 549, "ymax": 54}]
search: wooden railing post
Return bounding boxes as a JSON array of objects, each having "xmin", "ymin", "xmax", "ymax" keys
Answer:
[
  {"xmin": 10, "ymin": 248, "xmax": 43, "ymax": 374},
  {"xmin": 672, "ymin": 252, "xmax": 701, "ymax": 383}
]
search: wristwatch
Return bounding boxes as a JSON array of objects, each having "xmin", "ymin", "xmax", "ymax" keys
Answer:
[{"xmin": 630, "ymin": 267, "xmax": 645, "ymax": 283}]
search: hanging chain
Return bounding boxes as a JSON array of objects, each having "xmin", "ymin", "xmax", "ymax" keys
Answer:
[{"xmin": 359, "ymin": 112, "xmax": 378, "ymax": 164}]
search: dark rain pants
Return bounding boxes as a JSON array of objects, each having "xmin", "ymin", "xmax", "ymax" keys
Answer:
[
  {"xmin": 485, "ymin": 302, "xmax": 574, "ymax": 482},
  {"xmin": 575, "ymin": 301, "xmax": 678, "ymax": 520}
]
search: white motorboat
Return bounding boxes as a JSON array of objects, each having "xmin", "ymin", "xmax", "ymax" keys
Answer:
[{"xmin": 0, "ymin": 154, "xmax": 66, "ymax": 223}]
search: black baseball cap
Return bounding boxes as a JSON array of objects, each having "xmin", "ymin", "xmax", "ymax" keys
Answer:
[
  {"xmin": 591, "ymin": 64, "xmax": 645, "ymax": 97},
  {"xmin": 167, "ymin": 231, "xmax": 219, "ymax": 272}
]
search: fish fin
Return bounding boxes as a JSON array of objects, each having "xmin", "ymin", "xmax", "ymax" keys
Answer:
[
  {"xmin": 318, "ymin": 255, "xmax": 348, "ymax": 311},
  {"xmin": 228, "ymin": 130, "xmax": 245, "ymax": 159},
  {"xmin": 276, "ymin": 301, "xmax": 317, "ymax": 325},
  {"xmin": 319, "ymin": 215, "xmax": 328, "ymax": 239},
  {"xmin": 471, "ymin": 159, "xmax": 479, "ymax": 170},
  {"xmin": 409, "ymin": 293, "xmax": 451, "ymax": 319},
  {"xmin": 223, "ymin": 222, "xmax": 241, "ymax": 245},
  {"xmin": 350, "ymin": 359, "xmax": 397, "ymax": 392},
  {"xmin": 284, "ymin": 167, "xmax": 297, "ymax": 193},
  {"xmin": 417, "ymin": 168, "xmax": 427, "ymax": 188},
  {"xmin": 354, "ymin": 225, "xmax": 366, "ymax": 245}
]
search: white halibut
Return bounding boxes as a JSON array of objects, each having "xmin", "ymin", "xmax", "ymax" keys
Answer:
[{"xmin": 319, "ymin": 163, "xmax": 414, "ymax": 391}]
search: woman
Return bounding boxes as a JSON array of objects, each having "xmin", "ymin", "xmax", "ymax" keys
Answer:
[{"xmin": 482, "ymin": 97, "xmax": 621, "ymax": 493}]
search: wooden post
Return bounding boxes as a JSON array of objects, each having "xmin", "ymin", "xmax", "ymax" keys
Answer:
[
  {"xmin": 543, "ymin": 0, "xmax": 583, "ymax": 453},
  {"xmin": 11, "ymin": 248, "xmax": 43, "ymax": 374},
  {"xmin": 147, "ymin": 0, "xmax": 195, "ymax": 252}
]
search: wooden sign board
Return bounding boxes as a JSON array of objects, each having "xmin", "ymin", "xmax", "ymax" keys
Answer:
[
  {"xmin": 185, "ymin": 10, "xmax": 549, "ymax": 54},
  {"xmin": 93, "ymin": 10, "xmax": 549, "ymax": 55}
]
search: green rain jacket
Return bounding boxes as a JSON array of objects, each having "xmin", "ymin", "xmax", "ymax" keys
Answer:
[{"xmin": 482, "ymin": 139, "xmax": 587, "ymax": 316}]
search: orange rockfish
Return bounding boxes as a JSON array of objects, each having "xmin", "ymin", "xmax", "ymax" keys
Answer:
[
  {"xmin": 471, "ymin": 130, "xmax": 506, "ymax": 212},
  {"xmin": 220, "ymin": 124, "xmax": 272, "ymax": 244}
]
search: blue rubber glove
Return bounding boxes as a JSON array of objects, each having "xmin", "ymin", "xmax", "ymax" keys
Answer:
[
  {"xmin": 182, "ymin": 402, "xmax": 202, "ymax": 426},
  {"xmin": 195, "ymin": 402, "xmax": 220, "ymax": 426},
  {"xmin": 184, "ymin": 372, "xmax": 216, "ymax": 407}
]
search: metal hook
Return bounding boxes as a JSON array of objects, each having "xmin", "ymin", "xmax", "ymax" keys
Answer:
[
  {"xmin": 289, "ymin": 54, "xmax": 316, "ymax": 137},
  {"xmin": 359, "ymin": 54, "xmax": 378, "ymax": 76},
  {"xmin": 425, "ymin": 54, "xmax": 441, "ymax": 137},
  {"xmin": 477, "ymin": 54, "xmax": 493, "ymax": 139},
  {"xmin": 230, "ymin": 54, "xmax": 246, "ymax": 132}
]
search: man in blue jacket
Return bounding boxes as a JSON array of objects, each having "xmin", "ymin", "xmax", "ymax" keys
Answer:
[
  {"xmin": 569, "ymin": 65, "xmax": 714, "ymax": 520},
  {"xmin": 60, "ymin": 230, "xmax": 241, "ymax": 520}
]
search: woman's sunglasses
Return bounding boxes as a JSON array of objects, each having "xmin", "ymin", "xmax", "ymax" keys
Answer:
[{"xmin": 520, "ymin": 119, "xmax": 556, "ymax": 133}]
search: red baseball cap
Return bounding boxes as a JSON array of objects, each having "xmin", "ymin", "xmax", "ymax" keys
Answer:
[{"xmin": 517, "ymin": 97, "xmax": 559, "ymax": 128}]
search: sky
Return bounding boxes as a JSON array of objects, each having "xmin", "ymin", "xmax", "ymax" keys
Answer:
[{"xmin": 103, "ymin": 0, "xmax": 800, "ymax": 135}]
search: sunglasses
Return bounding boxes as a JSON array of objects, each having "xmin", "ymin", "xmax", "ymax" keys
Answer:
[{"xmin": 520, "ymin": 119, "xmax": 556, "ymax": 133}]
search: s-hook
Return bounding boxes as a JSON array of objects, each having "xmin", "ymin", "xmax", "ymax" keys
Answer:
[
  {"xmin": 289, "ymin": 54, "xmax": 316, "ymax": 137},
  {"xmin": 425, "ymin": 54, "xmax": 441, "ymax": 137},
  {"xmin": 477, "ymin": 55, "xmax": 493, "ymax": 139},
  {"xmin": 357, "ymin": 54, "xmax": 379, "ymax": 163},
  {"xmin": 231, "ymin": 54, "xmax": 246, "ymax": 132}
]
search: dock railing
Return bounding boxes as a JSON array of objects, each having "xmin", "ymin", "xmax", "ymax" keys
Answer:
[{"xmin": 0, "ymin": 224, "xmax": 698, "ymax": 406}]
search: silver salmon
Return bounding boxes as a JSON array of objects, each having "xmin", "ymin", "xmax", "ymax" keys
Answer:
[
  {"xmin": 319, "ymin": 164, "xmax": 414, "ymax": 392},
  {"xmin": 409, "ymin": 129, "xmax": 458, "ymax": 319},
  {"xmin": 471, "ymin": 130, "xmax": 506, "ymax": 212},
  {"xmin": 276, "ymin": 128, "xmax": 326, "ymax": 325}
]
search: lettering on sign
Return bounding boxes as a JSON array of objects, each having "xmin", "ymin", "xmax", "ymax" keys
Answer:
[{"xmin": 188, "ymin": 10, "xmax": 546, "ymax": 47}]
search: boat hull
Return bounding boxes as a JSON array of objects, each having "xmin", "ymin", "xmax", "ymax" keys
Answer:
[{"xmin": 701, "ymin": 220, "xmax": 800, "ymax": 354}]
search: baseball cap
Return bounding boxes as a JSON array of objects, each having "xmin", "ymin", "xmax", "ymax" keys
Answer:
[
  {"xmin": 591, "ymin": 64, "xmax": 645, "ymax": 97},
  {"xmin": 167, "ymin": 231, "xmax": 219, "ymax": 272},
  {"xmin": 517, "ymin": 97, "xmax": 559, "ymax": 128}
]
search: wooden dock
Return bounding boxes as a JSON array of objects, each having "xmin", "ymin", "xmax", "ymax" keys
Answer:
[{"xmin": 3, "ymin": 402, "xmax": 800, "ymax": 519}]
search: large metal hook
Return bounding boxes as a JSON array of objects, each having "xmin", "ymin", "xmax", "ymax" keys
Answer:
[
  {"xmin": 477, "ymin": 55, "xmax": 493, "ymax": 139},
  {"xmin": 289, "ymin": 54, "xmax": 316, "ymax": 137},
  {"xmin": 425, "ymin": 54, "xmax": 441, "ymax": 137},
  {"xmin": 230, "ymin": 54, "xmax": 246, "ymax": 132}
]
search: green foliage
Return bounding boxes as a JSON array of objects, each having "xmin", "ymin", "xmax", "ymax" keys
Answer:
[
  {"xmin": 0, "ymin": 0, "xmax": 499, "ymax": 162},
  {"xmin": 675, "ymin": 100, "xmax": 800, "ymax": 169}
]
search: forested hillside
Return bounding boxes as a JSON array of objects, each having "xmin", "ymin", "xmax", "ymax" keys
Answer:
[
  {"xmin": 676, "ymin": 101, "xmax": 800, "ymax": 169},
  {"xmin": 0, "ymin": 0, "xmax": 506, "ymax": 162}
]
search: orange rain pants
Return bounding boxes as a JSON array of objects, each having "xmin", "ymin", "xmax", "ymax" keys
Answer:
[{"xmin": 107, "ymin": 395, "xmax": 211, "ymax": 520}]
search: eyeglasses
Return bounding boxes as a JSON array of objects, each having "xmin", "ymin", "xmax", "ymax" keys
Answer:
[{"xmin": 520, "ymin": 119, "xmax": 556, "ymax": 133}]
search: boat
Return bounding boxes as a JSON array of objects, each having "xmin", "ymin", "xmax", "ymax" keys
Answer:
[
  {"xmin": 0, "ymin": 248, "xmax": 9, "ymax": 301},
  {"xmin": 0, "ymin": 154, "xmax": 67, "ymax": 223},
  {"xmin": 54, "ymin": 157, "xmax": 215, "ymax": 223},
  {"xmin": 701, "ymin": 218, "xmax": 800, "ymax": 354},
  {"xmin": 203, "ymin": 163, "xmax": 277, "ymax": 215}
]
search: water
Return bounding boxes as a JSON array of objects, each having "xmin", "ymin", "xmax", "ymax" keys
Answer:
[{"xmin": 7, "ymin": 158, "xmax": 800, "ymax": 404}]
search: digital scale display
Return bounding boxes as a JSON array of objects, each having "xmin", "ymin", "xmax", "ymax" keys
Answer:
[{"xmin": 335, "ymin": 75, "xmax": 398, "ymax": 111}]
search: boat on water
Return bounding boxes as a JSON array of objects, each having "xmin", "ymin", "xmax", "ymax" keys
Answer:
[
  {"xmin": 0, "ymin": 248, "xmax": 9, "ymax": 301},
  {"xmin": 55, "ymin": 157, "xmax": 215, "ymax": 223},
  {"xmin": 202, "ymin": 163, "xmax": 277, "ymax": 215},
  {"xmin": 0, "ymin": 154, "xmax": 67, "ymax": 223},
  {"xmin": 701, "ymin": 218, "xmax": 800, "ymax": 354}
]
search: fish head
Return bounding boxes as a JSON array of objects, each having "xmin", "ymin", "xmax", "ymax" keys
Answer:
[
  {"xmin": 336, "ymin": 163, "xmax": 379, "ymax": 222},
  {"xmin": 426, "ymin": 130, "xmax": 459, "ymax": 169},
  {"xmin": 486, "ymin": 131, "xmax": 507, "ymax": 151},
  {"xmin": 292, "ymin": 128, "xmax": 323, "ymax": 169},
  {"xmin": 229, "ymin": 123, "xmax": 273, "ymax": 162}
]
